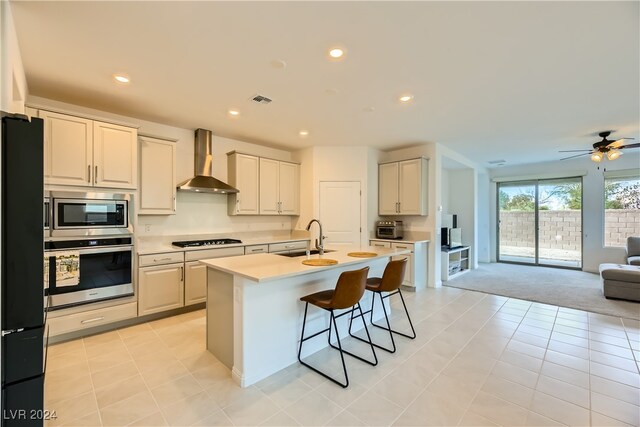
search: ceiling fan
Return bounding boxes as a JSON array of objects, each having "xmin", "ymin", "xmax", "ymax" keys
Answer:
[{"xmin": 559, "ymin": 131, "xmax": 639, "ymax": 162}]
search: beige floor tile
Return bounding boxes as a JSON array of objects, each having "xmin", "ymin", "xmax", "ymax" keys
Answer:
[
  {"xmin": 206, "ymin": 382, "xmax": 263, "ymax": 409},
  {"xmin": 393, "ymin": 388, "xmax": 466, "ymax": 426},
  {"xmin": 252, "ymin": 372, "xmax": 311, "ymax": 409},
  {"xmin": 193, "ymin": 409, "xmax": 234, "ymax": 426},
  {"xmin": 547, "ymin": 339, "xmax": 590, "ymax": 360},
  {"xmin": 91, "ymin": 360, "xmax": 140, "ymax": 389},
  {"xmin": 426, "ymin": 373, "xmax": 479, "ymax": 410},
  {"xmin": 117, "ymin": 322, "xmax": 154, "ymax": 339},
  {"xmin": 370, "ymin": 374, "xmax": 423, "ymax": 409},
  {"xmin": 100, "ymin": 390, "xmax": 159, "ymax": 426},
  {"xmin": 127, "ymin": 338, "xmax": 173, "ymax": 359},
  {"xmin": 83, "ymin": 330, "xmax": 121, "ymax": 347},
  {"xmin": 283, "ymin": 390, "xmax": 343, "ymax": 426},
  {"xmin": 133, "ymin": 351, "xmax": 178, "ymax": 373},
  {"xmin": 47, "ymin": 339, "xmax": 86, "ymax": 358},
  {"xmin": 45, "ymin": 364, "xmax": 93, "ymax": 405},
  {"xmin": 60, "ymin": 410, "xmax": 101, "ymax": 427},
  {"xmin": 554, "ymin": 324, "xmax": 589, "ymax": 339},
  {"xmin": 84, "ymin": 339, "xmax": 128, "ymax": 359},
  {"xmin": 88, "ymin": 347, "xmax": 133, "ymax": 373},
  {"xmin": 540, "ymin": 361, "xmax": 590, "ymax": 389},
  {"xmin": 150, "ymin": 374, "xmax": 203, "ymax": 408},
  {"xmin": 500, "ymin": 349, "xmax": 543, "ymax": 373},
  {"xmin": 47, "ymin": 350, "xmax": 88, "ymax": 372},
  {"xmin": 551, "ymin": 331, "xmax": 589, "ymax": 348},
  {"xmin": 536, "ymin": 375, "xmax": 590, "ymax": 408},
  {"xmin": 589, "ymin": 331, "xmax": 630, "ymax": 348},
  {"xmin": 346, "ymin": 391, "xmax": 404, "ymax": 427},
  {"xmin": 161, "ymin": 390, "xmax": 219, "ymax": 426},
  {"xmin": 590, "ymin": 324, "xmax": 628, "ymax": 339},
  {"xmin": 480, "ymin": 374, "xmax": 535, "ymax": 408},
  {"xmin": 259, "ymin": 410, "xmax": 301, "ymax": 426},
  {"xmin": 507, "ymin": 339, "xmax": 547, "ymax": 359},
  {"xmin": 191, "ymin": 362, "xmax": 232, "ymax": 389},
  {"xmin": 520, "ymin": 317, "xmax": 555, "ymax": 331},
  {"xmin": 121, "ymin": 329, "xmax": 159, "ymax": 349},
  {"xmin": 590, "ymin": 362, "xmax": 640, "ymax": 388},
  {"xmin": 523, "ymin": 411, "xmax": 564, "ymax": 426},
  {"xmin": 511, "ymin": 330, "xmax": 550, "ymax": 349},
  {"xmin": 545, "ymin": 349, "xmax": 590, "ymax": 372},
  {"xmin": 47, "ymin": 392, "xmax": 98, "ymax": 427},
  {"xmin": 590, "ymin": 339, "xmax": 635, "ymax": 359},
  {"xmin": 458, "ymin": 411, "xmax": 499, "ymax": 426},
  {"xmin": 141, "ymin": 360, "xmax": 191, "ymax": 389},
  {"xmin": 590, "ymin": 411, "xmax": 634, "ymax": 427},
  {"xmin": 590, "ymin": 375, "xmax": 640, "ymax": 406},
  {"xmin": 223, "ymin": 388, "xmax": 280, "ymax": 426},
  {"xmin": 591, "ymin": 392, "xmax": 640, "ymax": 426},
  {"xmin": 95, "ymin": 374, "xmax": 148, "ymax": 409},
  {"xmin": 179, "ymin": 351, "xmax": 223, "ymax": 371},
  {"xmin": 517, "ymin": 324, "xmax": 552, "ymax": 340},
  {"xmin": 128, "ymin": 411, "xmax": 168, "ymax": 426},
  {"xmin": 325, "ymin": 410, "xmax": 366, "ymax": 426},
  {"xmin": 590, "ymin": 350, "xmax": 639, "ymax": 373},
  {"xmin": 555, "ymin": 316, "xmax": 589, "ymax": 331},
  {"xmin": 491, "ymin": 360, "xmax": 539, "ymax": 388},
  {"xmin": 467, "ymin": 391, "xmax": 529, "ymax": 427},
  {"xmin": 529, "ymin": 391, "xmax": 590, "ymax": 426}
]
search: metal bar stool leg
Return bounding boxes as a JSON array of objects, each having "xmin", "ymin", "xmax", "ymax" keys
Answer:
[{"xmin": 329, "ymin": 304, "xmax": 377, "ymax": 366}]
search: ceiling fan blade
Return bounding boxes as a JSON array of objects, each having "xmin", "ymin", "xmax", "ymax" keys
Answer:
[
  {"xmin": 558, "ymin": 149, "xmax": 592, "ymax": 152},
  {"xmin": 607, "ymin": 137, "xmax": 635, "ymax": 148},
  {"xmin": 560, "ymin": 152, "xmax": 591, "ymax": 161},
  {"xmin": 618, "ymin": 143, "xmax": 640, "ymax": 149}
]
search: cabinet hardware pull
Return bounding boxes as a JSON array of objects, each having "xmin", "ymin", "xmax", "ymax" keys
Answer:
[
  {"xmin": 95, "ymin": 166, "xmax": 98, "ymax": 184},
  {"xmin": 251, "ymin": 248, "xmax": 263, "ymax": 252},
  {"xmin": 81, "ymin": 317, "xmax": 105, "ymax": 324},
  {"xmin": 173, "ymin": 196, "xmax": 176, "ymax": 211},
  {"xmin": 180, "ymin": 266, "xmax": 184, "ymax": 282},
  {"xmin": 398, "ymin": 202, "xmax": 401, "ymax": 213},
  {"xmin": 396, "ymin": 246, "xmax": 407, "ymax": 249},
  {"xmin": 236, "ymin": 199, "xmax": 240, "ymax": 213},
  {"xmin": 88, "ymin": 165, "xmax": 91, "ymax": 183},
  {"xmin": 153, "ymin": 257, "xmax": 172, "ymax": 262}
]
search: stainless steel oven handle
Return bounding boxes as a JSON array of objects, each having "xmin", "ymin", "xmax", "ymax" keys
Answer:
[{"xmin": 46, "ymin": 245, "xmax": 133, "ymax": 256}]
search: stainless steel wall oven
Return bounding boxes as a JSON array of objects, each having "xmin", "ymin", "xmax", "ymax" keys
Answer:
[{"xmin": 44, "ymin": 237, "xmax": 134, "ymax": 310}]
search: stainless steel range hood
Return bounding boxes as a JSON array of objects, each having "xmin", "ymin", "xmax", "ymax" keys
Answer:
[{"xmin": 177, "ymin": 129, "xmax": 239, "ymax": 194}]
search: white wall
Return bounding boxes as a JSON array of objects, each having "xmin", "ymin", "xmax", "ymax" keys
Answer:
[
  {"xmin": 1, "ymin": 1, "xmax": 27, "ymax": 113},
  {"xmin": 28, "ymin": 95, "xmax": 298, "ymax": 236},
  {"xmin": 293, "ymin": 146, "xmax": 376, "ymax": 247},
  {"xmin": 447, "ymin": 169, "xmax": 477, "ymax": 266},
  {"xmin": 477, "ymin": 171, "xmax": 491, "ymax": 262},
  {"xmin": 488, "ymin": 153, "xmax": 640, "ymax": 272}
]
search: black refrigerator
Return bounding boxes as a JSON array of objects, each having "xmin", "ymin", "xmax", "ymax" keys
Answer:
[{"xmin": 1, "ymin": 113, "xmax": 45, "ymax": 426}]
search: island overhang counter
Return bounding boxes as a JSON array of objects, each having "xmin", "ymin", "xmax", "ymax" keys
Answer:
[{"xmin": 200, "ymin": 246, "xmax": 411, "ymax": 387}]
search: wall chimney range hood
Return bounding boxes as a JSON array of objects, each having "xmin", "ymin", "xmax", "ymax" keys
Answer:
[{"xmin": 177, "ymin": 129, "xmax": 239, "ymax": 194}]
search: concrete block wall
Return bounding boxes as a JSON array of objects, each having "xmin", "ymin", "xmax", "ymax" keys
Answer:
[{"xmin": 499, "ymin": 209, "xmax": 640, "ymax": 250}]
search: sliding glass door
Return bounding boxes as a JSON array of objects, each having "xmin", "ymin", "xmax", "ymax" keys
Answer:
[{"xmin": 498, "ymin": 177, "xmax": 582, "ymax": 269}]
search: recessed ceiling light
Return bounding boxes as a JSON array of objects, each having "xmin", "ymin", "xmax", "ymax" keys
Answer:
[
  {"xmin": 299, "ymin": 130, "xmax": 309, "ymax": 137},
  {"xmin": 328, "ymin": 47, "xmax": 345, "ymax": 59},
  {"xmin": 399, "ymin": 95, "xmax": 414, "ymax": 103},
  {"xmin": 325, "ymin": 88, "xmax": 339, "ymax": 95},
  {"xmin": 228, "ymin": 109, "xmax": 240, "ymax": 116},
  {"xmin": 363, "ymin": 106, "xmax": 375, "ymax": 113},
  {"xmin": 113, "ymin": 74, "xmax": 130, "ymax": 84},
  {"xmin": 271, "ymin": 59, "xmax": 287, "ymax": 69}
]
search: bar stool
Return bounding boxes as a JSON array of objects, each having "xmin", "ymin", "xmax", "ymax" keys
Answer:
[
  {"xmin": 297, "ymin": 266, "xmax": 377, "ymax": 388},
  {"xmin": 350, "ymin": 258, "xmax": 416, "ymax": 353}
]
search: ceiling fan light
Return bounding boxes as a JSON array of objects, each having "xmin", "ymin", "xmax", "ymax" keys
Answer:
[
  {"xmin": 591, "ymin": 152, "xmax": 604, "ymax": 162},
  {"xmin": 606, "ymin": 149, "xmax": 622, "ymax": 161}
]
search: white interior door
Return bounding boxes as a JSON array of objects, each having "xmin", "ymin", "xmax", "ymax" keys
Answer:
[{"xmin": 319, "ymin": 181, "xmax": 361, "ymax": 247}]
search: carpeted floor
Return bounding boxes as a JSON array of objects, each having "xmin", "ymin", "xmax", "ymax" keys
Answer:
[{"xmin": 444, "ymin": 262, "xmax": 640, "ymax": 320}]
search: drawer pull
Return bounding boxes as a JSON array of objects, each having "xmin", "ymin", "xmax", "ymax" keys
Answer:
[
  {"xmin": 153, "ymin": 257, "xmax": 172, "ymax": 262},
  {"xmin": 396, "ymin": 246, "xmax": 408, "ymax": 249},
  {"xmin": 81, "ymin": 317, "xmax": 105, "ymax": 324},
  {"xmin": 374, "ymin": 243, "xmax": 385, "ymax": 247},
  {"xmin": 284, "ymin": 245, "xmax": 295, "ymax": 249},
  {"xmin": 251, "ymin": 249, "xmax": 263, "ymax": 252}
]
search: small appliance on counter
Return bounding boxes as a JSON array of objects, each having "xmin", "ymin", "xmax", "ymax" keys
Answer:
[{"xmin": 376, "ymin": 220, "xmax": 404, "ymax": 239}]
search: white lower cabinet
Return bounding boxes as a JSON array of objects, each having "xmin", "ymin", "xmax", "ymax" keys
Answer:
[
  {"xmin": 184, "ymin": 261, "xmax": 207, "ymax": 305},
  {"xmin": 369, "ymin": 240, "xmax": 428, "ymax": 289},
  {"xmin": 138, "ymin": 262, "xmax": 184, "ymax": 316},
  {"xmin": 391, "ymin": 242, "xmax": 414, "ymax": 286},
  {"xmin": 47, "ymin": 302, "xmax": 137, "ymax": 336}
]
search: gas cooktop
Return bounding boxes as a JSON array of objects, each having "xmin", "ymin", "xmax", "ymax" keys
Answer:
[{"xmin": 172, "ymin": 238, "xmax": 242, "ymax": 248}]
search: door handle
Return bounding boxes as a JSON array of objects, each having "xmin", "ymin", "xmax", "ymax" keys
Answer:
[
  {"xmin": 88, "ymin": 165, "xmax": 91, "ymax": 183},
  {"xmin": 180, "ymin": 266, "xmax": 184, "ymax": 282},
  {"xmin": 173, "ymin": 196, "xmax": 176, "ymax": 211},
  {"xmin": 236, "ymin": 199, "xmax": 240, "ymax": 213},
  {"xmin": 94, "ymin": 166, "xmax": 98, "ymax": 184}
]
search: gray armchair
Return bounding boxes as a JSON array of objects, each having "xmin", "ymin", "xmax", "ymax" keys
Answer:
[{"xmin": 627, "ymin": 237, "xmax": 640, "ymax": 266}]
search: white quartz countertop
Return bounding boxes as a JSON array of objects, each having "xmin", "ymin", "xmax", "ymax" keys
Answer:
[
  {"xmin": 200, "ymin": 246, "xmax": 411, "ymax": 283},
  {"xmin": 136, "ymin": 236, "xmax": 310, "ymax": 255}
]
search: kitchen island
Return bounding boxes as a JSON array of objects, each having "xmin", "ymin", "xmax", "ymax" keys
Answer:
[{"xmin": 200, "ymin": 246, "xmax": 411, "ymax": 387}]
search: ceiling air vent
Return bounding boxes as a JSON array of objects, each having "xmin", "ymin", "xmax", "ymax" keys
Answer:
[
  {"xmin": 250, "ymin": 94, "xmax": 273, "ymax": 105},
  {"xmin": 487, "ymin": 159, "xmax": 506, "ymax": 165}
]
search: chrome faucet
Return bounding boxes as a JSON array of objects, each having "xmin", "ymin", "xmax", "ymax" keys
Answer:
[{"xmin": 305, "ymin": 219, "xmax": 326, "ymax": 255}]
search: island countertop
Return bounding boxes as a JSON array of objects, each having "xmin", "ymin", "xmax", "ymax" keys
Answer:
[{"xmin": 200, "ymin": 245, "xmax": 411, "ymax": 283}]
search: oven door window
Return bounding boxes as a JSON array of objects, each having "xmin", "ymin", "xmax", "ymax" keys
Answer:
[
  {"xmin": 56, "ymin": 201, "xmax": 126, "ymax": 228},
  {"xmin": 46, "ymin": 250, "xmax": 132, "ymax": 296}
]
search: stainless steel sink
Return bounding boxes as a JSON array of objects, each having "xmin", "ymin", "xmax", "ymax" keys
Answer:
[{"xmin": 276, "ymin": 249, "xmax": 336, "ymax": 257}]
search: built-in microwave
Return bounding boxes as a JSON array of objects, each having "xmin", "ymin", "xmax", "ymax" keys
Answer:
[{"xmin": 50, "ymin": 192, "xmax": 132, "ymax": 237}]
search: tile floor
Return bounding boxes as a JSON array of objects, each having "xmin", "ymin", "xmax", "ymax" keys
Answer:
[{"xmin": 45, "ymin": 287, "xmax": 640, "ymax": 426}]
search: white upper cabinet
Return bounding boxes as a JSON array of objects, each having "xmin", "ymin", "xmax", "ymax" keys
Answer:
[
  {"xmin": 94, "ymin": 122, "xmax": 137, "ymax": 189},
  {"xmin": 40, "ymin": 110, "xmax": 137, "ymax": 189},
  {"xmin": 259, "ymin": 158, "xmax": 299, "ymax": 215},
  {"xmin": 41, "ymin": 110, "xmax": 93, "ymax": 186},
  {"xmin": 379, "ymin": 158, "xmax": 428, "ymax": 216},
  {"xmin": 378, "ymin": 162, "xmax": 399, "ymax": 215},
  {"xmin": 227, "ymin": 152, "xmax": 260, "ymax": 215},
  {"xmin": 139, "ymin": 136, "xmax": 176, "ymax": 215},
  {"xmin": 278, "ymin": 161, "xmax": 299, "ymax": 215}
]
